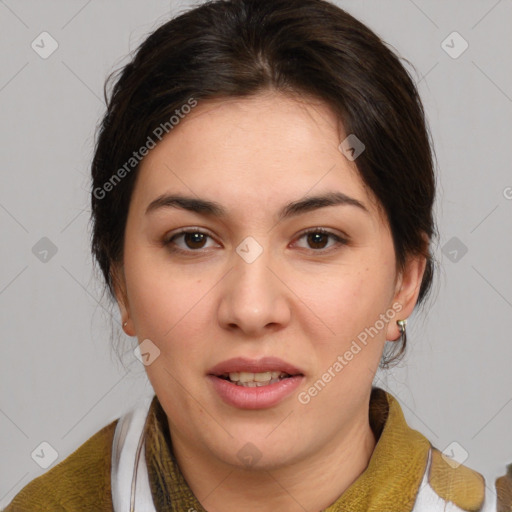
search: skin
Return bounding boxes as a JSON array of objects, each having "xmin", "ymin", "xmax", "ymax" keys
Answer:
[{"xmin": 112, "ymin": 90, "xmax": 427, "ymax": 512}]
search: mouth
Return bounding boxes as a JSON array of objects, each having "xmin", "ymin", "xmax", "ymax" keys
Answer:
[
  {"xmin": 207, "ymin": 357, "xmax": 305, "ymax": 409},
  {"xmin": 216, "ymin": 370, "xmax": 297, "ymax": 387},
  {"xmin": 207, "ymin": 356, "xmax": 305, "ymax": 388}
]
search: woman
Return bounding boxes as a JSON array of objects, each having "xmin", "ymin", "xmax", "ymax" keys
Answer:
[{"xmin": 4, "ymin": 0, "xmax": 511, "ymax": 510}]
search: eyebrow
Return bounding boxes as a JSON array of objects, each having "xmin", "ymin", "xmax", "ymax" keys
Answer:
[{"xmin": 145, "ymin": 191, "xmax": 370, "ymax": 221}]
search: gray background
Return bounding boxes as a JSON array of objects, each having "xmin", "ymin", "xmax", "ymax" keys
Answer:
[{"xmin": 1, "ymin": 0, "xmax": 511, "ymax": 507}]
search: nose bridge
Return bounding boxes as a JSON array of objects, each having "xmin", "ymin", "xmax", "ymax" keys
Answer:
[
  {"xmin": 233, "ymin": 234, "xmax": 275, "ymax": 307},
  {"xmin": 218, "ymin": 235, "xmax": 290, "ymax": 333},
  {"xmin": 236, "ymin": 238, "xmax": 271, "ymax": 291}
]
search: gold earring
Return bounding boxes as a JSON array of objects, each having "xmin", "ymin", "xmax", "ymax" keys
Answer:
[{"xmin": 397, "ymin": 319, "xmax": 407, "ymax": 343}]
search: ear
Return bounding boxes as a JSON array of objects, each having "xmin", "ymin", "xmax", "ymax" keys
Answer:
[
  {"xmin": 110, "ymin": 263, "xmax": 135, "ymax": 336},
  {"xmin": 386, "ymin": 251, "xmax": 427, "ymax": 342}
]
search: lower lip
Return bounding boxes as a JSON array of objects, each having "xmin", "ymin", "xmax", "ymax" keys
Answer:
[{"xmin": 207, "ymin": 375, "xmax": 304, "ymax": 410}]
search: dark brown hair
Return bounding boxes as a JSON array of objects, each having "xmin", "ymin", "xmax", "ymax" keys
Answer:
[{"xmin": 90, "ymin": 0, "xmax": 438, "ymax": 366}]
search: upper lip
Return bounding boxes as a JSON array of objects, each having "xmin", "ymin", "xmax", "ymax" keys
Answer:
[{"xmin": 208, "ymin": 357, "xmax": 304, "ymax": 376}]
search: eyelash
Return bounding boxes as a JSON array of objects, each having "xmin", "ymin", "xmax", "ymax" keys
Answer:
[{"xmin": 162, "ymin": 227, "xmax": 349, "ymax": 255}]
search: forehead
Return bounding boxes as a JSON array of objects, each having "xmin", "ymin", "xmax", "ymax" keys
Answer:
[{"xmin": 132, "ymin": 91, "xmax": 384, "ymax": 223}]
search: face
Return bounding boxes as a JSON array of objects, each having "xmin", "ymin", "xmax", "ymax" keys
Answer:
[{"xmin": 113, "ymin": 91, "xmax": 425, "ymax": 471}]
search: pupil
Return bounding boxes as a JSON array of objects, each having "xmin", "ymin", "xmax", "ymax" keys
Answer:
[
  {"xmin": 185, "ymin": 232, "xmax": 205, "ymax": 249},
  {"xmin": 308, "ymin": 232, "xmax": 327, "ymax": 249}
]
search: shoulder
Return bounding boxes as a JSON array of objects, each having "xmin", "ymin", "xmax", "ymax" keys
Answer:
[
  {"xmin": 414, "ymin": 446, "xmax": 503, "ymax": 512},
  {"xmin": 3, "ymin": 419, "xmax": 118, "ymax": 512},
  {"xmin": 496, "ymin": 464, "xmax": 512, "ymax": 511},
  {"xmin": 428, "ymin": 447, "xmax": 485, "ymax": 510}
]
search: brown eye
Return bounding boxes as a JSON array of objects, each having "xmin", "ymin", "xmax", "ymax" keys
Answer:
[
  {"xmin": 295, "ymin": 228, "xmax": 348, "ymax": 252},
  {"xmin": 306, "ymin": 232, "xmax": 330, "ymax": 249},
  {"xmin": 163, "ymin": 229, "xmax": 217, "ymax": 253},
  {"xmin": 182, "ymin": 231, "xmax": 207, "ymax": 249}
]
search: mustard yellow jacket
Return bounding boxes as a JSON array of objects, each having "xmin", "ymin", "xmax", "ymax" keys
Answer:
[{"xmin": 3, "ymin": 388, "xmax": 511, "ymax": 511}]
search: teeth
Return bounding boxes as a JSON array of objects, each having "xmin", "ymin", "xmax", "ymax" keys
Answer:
[
  {"xmin": 226, "ymin": 371, "xmax": 290, "ymax": 386},
  {"xmin": 254, "ymin": 372, "xmax": 272, "ymax": 382},
  {"xmin": 239, "ymin": 371, "xmax": 256, "ymax": 383}
]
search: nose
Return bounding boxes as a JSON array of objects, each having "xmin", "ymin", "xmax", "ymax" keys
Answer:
[{"xmin": 217, "ymin": 242, "xmax": 291, "ymax": 336}]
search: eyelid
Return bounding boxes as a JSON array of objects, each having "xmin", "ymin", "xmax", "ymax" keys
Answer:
[
  {"xmin": 295, "ymin": 226, "xmax": 349, "ymax": 240},
  {"xmin": 292, "ymin": 227, "xmax": 349, "ymax": 251},
  {"xmin": 163, "ymin": 227, "xmax": 220, "ymax": 247}
]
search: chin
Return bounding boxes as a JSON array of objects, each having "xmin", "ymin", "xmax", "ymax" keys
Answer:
[{"xmin": 221, "ymin": 444, "xmax": 302, "ymax": 472}]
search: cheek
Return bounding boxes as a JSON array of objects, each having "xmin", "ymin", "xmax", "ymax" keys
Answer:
[
  {"xmin": 123, "ymin": 247, "xmax": 176, "ymax": 337},
  {"xmin": 301, "ymin": 269, "xmax": 392, "ymax": 395},
  {"xmin": 299, "ymin": 262, "xmax": 392, "ymax": 338},
  {"xmin": 124, "ymin": 253, "xmax": 213, "ymax": 360}
]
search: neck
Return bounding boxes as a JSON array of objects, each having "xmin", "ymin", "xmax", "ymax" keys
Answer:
[{"xmin": 169, "ymin": 410, "xmax": 376, "ymax": 512}]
